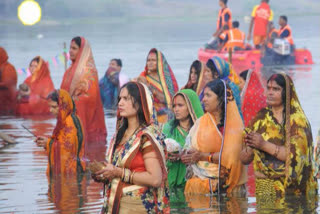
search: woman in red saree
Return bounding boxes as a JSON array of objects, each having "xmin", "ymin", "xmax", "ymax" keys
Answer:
[
  {"xmin": 240, "ymin": 69, "xmax": 267, "ymax": 127},
  {"xmin": 16, "ymin": 56, "xmax": 55, "ymax": 115},
  {"xmin": 60, "ymin": 37, "xmax": 107, "ymax": 157},
  {"xmin": 138, "ymin": 48, "xmax": 179, "ymax": 123},
  {"xmin": 92, "ymin": 82, "xmax": 169, "ymax": 213},
  {"xmin": 0, "ymin": 47, "xmax": 17, "ymax": 115}
]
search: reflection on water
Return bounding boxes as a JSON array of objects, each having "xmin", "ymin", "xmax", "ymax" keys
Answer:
[{"xmin": 1, "ymin": 15, "xmax": 320, "ymax": 213}]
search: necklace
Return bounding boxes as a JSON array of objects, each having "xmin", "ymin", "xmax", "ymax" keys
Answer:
[{"xmin": 179, "ymin": 124, "xmax": 190, "ymax": 132}]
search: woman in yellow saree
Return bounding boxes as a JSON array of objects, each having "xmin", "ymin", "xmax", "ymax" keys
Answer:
[
  {"xmin": 138, "ymin": 48, "xmax": 179, "ymax": 123},
  {"xmin": 182, "ymin": 79, "xmax": 247, "ymax": 196},
  {"xmin": 240, "ymin": 73, "xmax": 318, "ymax": 208},
  {"xmin": 182, "ymin": 60, "xmax": 207, "ymax": 95},
  {"xmin": 92, "ymin": 82, "xmax": 169, "ymax": 214}
]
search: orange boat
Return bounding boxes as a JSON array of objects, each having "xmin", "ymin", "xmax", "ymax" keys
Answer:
[{"xmin": 198, "ymin": 48, "xmax": 314, "ymax": 73}]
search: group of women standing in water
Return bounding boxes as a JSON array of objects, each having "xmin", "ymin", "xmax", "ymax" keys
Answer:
[{"xmin": 1, "ymin": 35, "xmax": 319, "ymax": 213}]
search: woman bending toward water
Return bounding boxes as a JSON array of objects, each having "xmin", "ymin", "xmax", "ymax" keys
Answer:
[
  {"xmin": 182, "ymin": 79, "xmax": 247, "ymax": 195},
  {"xmin": 240, "ymin": 74, "xmax": 318, "ymax": 206},
  {"xmin": 60, "ymin": 36, "xmax": 107, "ymax": 149},
  {"xmin": 162, "ymin": 89, "xmax": 204, "ymax": 208},
  {"xmin": 92, "ymin": 82, "xmax": 169, "ymax": 213},
  {"xmin": 16, "ymin": 56, "xmax": 54, "ymax": 115}
]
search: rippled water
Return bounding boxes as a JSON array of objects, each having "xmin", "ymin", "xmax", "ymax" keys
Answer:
[{"xmin": 1, "ymin": 14, "xmax": 320, "ymax": 213}]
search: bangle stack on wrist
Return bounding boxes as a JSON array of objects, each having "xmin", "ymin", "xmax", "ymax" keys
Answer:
[
  {"xmin": 207, "ymin": 153, "xmax": 214, "ymax": 163},
  {"xmin": 273, "ymin": 145, "xmax": 280, "ymax": 158},
  {"xmin": 121, "ymin": 168, "xmax": 136, "ymax": 184}
]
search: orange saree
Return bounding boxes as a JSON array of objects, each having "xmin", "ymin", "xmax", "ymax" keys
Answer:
[
  {"xmin": 16, "ymin": 57, "xmax": 54, "ymax": 115},
  {"xmin": 60, "ymin": 37, "xmax": 107, "ymax": 154},
  {"xmin": 0, "ymin": 47, "xmax": 17, "ymax": 115},
  {"xmin": 184, "ymin": 84, "xmax": 247, "ymax": 195},
  {"xmin": 46, "ymin": 89, "xmax": 86, "ymax": 176}
]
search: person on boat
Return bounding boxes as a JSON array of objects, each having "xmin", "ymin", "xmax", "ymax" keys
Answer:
[
  {"xmin": 182, "ymin": 60, "xmax": 206, "ymax": 95},
  {"xmin": 264, "ymin": 22, "xmax": 278, "ymax": 49},
  {"xmin": 16, "ymin": 56, "xmax": 55, "ymax": 115},
  {"xmin": 60, "ymin": 36, "xmax": 107, "ymax": 156},
  {"xmin": 240, "ymin": 73, "xmax": 318, "ymax": 203},
  {"xmin": 278, "ymin": 15, "xmax": 294, "ymax": 51},
  {"xmin": 162, "ymin": 89, "xmax": 204, "ymax": 208},
  {"xmin": 247, "ymin": 0, "xmax": 273, "ymax": 49},
  {"xmin": 137, "ymin": 48, "xmax": 179, "ymax": 123},
  {"xmin": 92, "ymin": 82, "xmax": 169, "ymax": 214},
  {"xmin": 240, "ymin": 69, "xmax": 267, "ymax": 127},
  {"xmin": 0, "ymin": 47, "xmax": 17, "ymax": 115},
  {"xmin": 99, "ymin": 59, "xmax": 128, "ymax": 110},
  {"xmin": 220, "ymin": 21, "xmax": 246, "ymax": 51},
  {"xmin": 182, "ymin": 79, "xmax": 247, "ymax": 195},
  {"xmin": 204, "ymin": 56, "xmax": 242, "ymax": 118},
  {"xmin": 35, "ymin": 89, "xmax": 86, "ymax": 176},
  {"xmin": 206, "ymin": 0, "xmax": 232, "ymax": 50}
]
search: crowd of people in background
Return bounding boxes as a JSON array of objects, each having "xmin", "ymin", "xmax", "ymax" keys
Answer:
[{"xmin": 0, "ymin": 0, "xmax": 319, "ymax": 213}]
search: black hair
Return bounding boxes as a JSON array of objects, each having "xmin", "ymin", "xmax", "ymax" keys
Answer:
[
  {"xmin": 170, "ymin": 94, "xmax": 194, "ymax": 134},
  {"xmin": 188, "ymin": 60, "xmax": 202, "ymax": 87},
  {"xmin": 47, "ymin": 90, "xmax": 59, "ymax": 103},
  {"xmin": 206, "ymin": 59, "xmax": 219, "ymax": 79},
  {"xmin": 204, "ymin": 80, "xmax": 226, "ymax": 128},
  {"xmin": 240, "ymin": 70, "xmax": 249, "ymax": 81},
  {"xmin": 267, "ymin": 74, "xmax": 286, "ymax": 105},
  {"xmin": 71, "ymin": 36, "xmax": 82, "ymax": 48},
  {"xmin": 263, "ymin": 0, "xmax": 270, "ymax": 3},
  {"xmin": 232, "ymin": 21, "xmax": 240, "ymax": 28},
  {"xmin": 115, "ymin": 82, "xmax": 147, "ymax": 146},
  {"xmin": 111, "ymin": 58, "xmax": 123, "ymax": 67},
  {"xmin": 280, "ymin": 15, "xmax": 288, "ymax": 23},
  {"xmin": 220, "ymin": 0, "xmax": 228, "ymax": 5},
  {"xmin": 29, "ymin": 56, "xmax": 40, "ymax": 66}
]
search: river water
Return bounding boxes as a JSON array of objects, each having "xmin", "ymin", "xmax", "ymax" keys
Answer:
[{"xmin": 1, "ymin": 14, "xmax": 320, "ymax": 213}]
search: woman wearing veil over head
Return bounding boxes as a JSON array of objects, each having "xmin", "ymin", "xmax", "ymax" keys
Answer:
[
  {"xmin": 138, "ymin": 48, "xmax": 179, "ymax": 123},
  {"xmin": 60, "ymin": 36, "xmax": 107, "ymax": 160},
  {"xmin": 182, "ymin": 60, "xmax": 207, "ymax": 95},
  {"xmin": 92, "ymin": 82, "xmax": 169, "ymax": 214}
]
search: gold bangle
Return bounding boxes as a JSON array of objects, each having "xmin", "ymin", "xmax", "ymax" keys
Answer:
[
  {"xmin": 130, "ymin": 171, "xmax": 136, "ymax": 184},
  {"xmin": 121, "ymin": 168, "xmax": 131, "ymax": 183},
  {"xmin": 273, "ymin": 145, "xmax": 280, "ymax": 158}
]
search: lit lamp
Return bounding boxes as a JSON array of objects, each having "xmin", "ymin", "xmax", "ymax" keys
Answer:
[{"xmin": 17, "ymin": 0, "xmax": 42, "ymax": 26}]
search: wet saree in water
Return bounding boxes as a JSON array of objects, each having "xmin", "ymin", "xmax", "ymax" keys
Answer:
[
  {"xmin": 162, "ymin": 89, "xmax": 204, "ymax": 208},
  {"xmin": 241, "ymin": 69, "xmax": 267, "ymax": 127},
  {"xmin": 46, "ymin": 89, "xmax": 86, "ymax": 177},
  {"xmin": 16, "ymin": 57, "xmax": 54, "ymax": 115},
  {"xmin": 139, "ymin": 48, "xmax": 179, "ymax": 123},
  {"xmin": 182, "ymin": 61, "xmax": 207, "ymax": 96},
  {"xmin": 184, "ymin": 83, "xmax": 247, "ymax": 195},
  {"xmin": 60, "ymin": 37, "xmax": 106, "ymax": 151},
  {"xmin": 245, "ymin": 74, "xmax": 317, "ymax": 200},
  {"xmin": 102, "ymin": 82, "xmax": 169, "ymax": 214},
  {"xmin": 0, "ymin": 47, "xmax": 17, "ymax": 115}
]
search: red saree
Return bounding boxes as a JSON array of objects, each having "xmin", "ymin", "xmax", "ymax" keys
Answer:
[
  {"xmin": 0, "ymin": 47, "xmax": 17, "ymax": 115},
  {"xmin": 241, "ymin": 70, "xmax": 267, "ymax": 127},
  {"xmin": 16, "ymin": 57, "xmax": 54, "ymax": 115},
  {"xmin": 60, "ymin": 37, "xmax": 107, "ymax": 154}
]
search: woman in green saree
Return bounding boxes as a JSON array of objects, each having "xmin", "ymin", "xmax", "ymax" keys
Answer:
[{"xmin": 162, "ymin": 89, "xmax": 204, "ymax": 207}]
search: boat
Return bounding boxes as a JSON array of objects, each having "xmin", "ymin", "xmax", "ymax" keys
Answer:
[{"xmin": 198, "ymin": 48, "xmax": 314, "ymax": 73}]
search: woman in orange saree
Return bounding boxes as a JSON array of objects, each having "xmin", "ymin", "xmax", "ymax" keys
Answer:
[
  {"xmin": 138, "ymin": 48, "xmax": 179, "ymax": 123},
  {"xmin": 60, "ymin": 37, "xmax": 107, "ymax": 157},
  {"xmin": 182, "ymin": 79, "xmax": 247, "ymax": 196},
  {"xmin": 92, "ymin": 82, "xmax": 169, "ymax": 214},
  {"xmin": 16, "ymin": 56, "xmax": 55, "ymax": 115},
  {"xmin": 0, "ymin": 47, "xmax": 17, "ymax": 115},
  {"xmin": 35, "ymin": 89, "xmax": 86, "ymax": 176}
]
